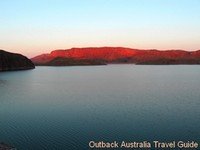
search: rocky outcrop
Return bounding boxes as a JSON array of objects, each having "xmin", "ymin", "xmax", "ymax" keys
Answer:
[
  {"xmin": 0, "ymin": 50, "xmax": 35, "ymax": 71},
  {"xmin": 131, "ymin": 50, "xmax": 200, "ymax": 64},
  {"xmin": 31, "ymin": 47, "xmax": 137, "ymax": 65},
  {"xmin": 31, "ymin": 47, "xmax": 200, "ymax": 65}
]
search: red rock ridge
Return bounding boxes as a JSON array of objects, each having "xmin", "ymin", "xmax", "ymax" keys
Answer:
[
  {"xmin": 31, "ymin": 47, "xmax": 200, "ymax": 65},
  {"xmin": 50, "ymin": 47, "xmax": 137, "ymax": 60},
  {"xmin": 32, "ymin": 47, "xmax": 138, "ymax": 64}
]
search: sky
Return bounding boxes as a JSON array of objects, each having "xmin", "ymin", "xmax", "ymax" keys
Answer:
[{"xmin": 1, "ymin": 0, "xmax": 200, "ymax": 58}]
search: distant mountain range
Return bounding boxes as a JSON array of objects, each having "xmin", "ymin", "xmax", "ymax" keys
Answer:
[
  {"xmin": 0, "ymin": 50, "xmax": 35, "ymax": 71},
  {"xmin": 1, "ymin": 47, "xmax": 200, "ymax": 72},
  {"xmin": 31, "ymin": 47, "xmax": 200, "ymax": 65}
]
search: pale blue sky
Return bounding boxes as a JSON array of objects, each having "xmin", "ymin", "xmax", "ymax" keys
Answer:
[{"xmin": 1, "ymin": 0, "xmax": 200, "ymax": 57}]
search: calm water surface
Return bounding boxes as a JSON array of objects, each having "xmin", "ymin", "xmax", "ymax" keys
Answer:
[{"xmin": 0, "ymin": 65, "xmax": 200, "ymax": 150}]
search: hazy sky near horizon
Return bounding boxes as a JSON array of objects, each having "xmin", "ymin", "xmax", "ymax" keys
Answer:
[{"xmin": 1, "ymin": 0, "xmax": 200, "ymax": 57}]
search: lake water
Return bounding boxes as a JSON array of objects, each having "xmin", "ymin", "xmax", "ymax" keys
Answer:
[{"xmin": 0, "ymin": 65, "xmax": 200, "ymax": 150}]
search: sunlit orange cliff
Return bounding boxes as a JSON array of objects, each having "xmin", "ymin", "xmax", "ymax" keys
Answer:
[{"xmin": 31, "ymin": 47, "xmax": 200, "ymax": 65}]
